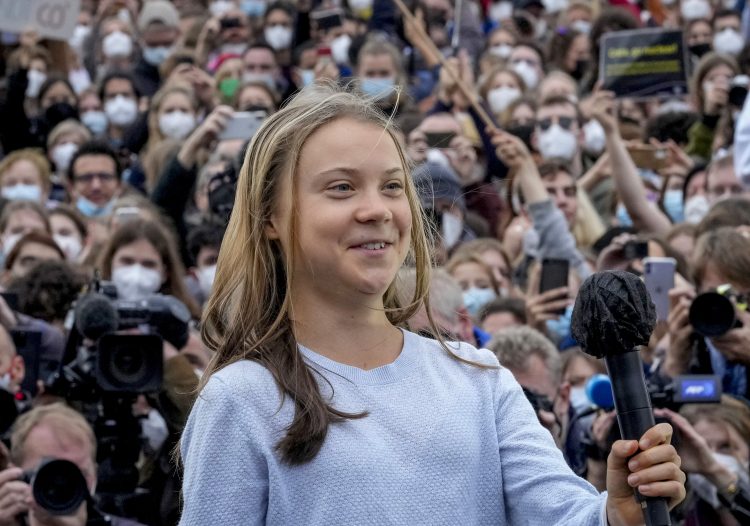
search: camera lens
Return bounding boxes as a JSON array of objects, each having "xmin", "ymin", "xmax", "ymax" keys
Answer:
[
  {"xmin": 32, "ymin": 459, "xmax": 88, "ymax": 515},
  {"xmin": 689, "ymin": 292, "xmax": 737, "ymax": 337},
  {"xmin": 110, "ymin": 347, "xmax": 147, "ymax": 385}
]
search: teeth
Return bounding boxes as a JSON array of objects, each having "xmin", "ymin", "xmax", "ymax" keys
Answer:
[{"xmin": 361, "ymin": 242, "xmax": 386, "ymax": 250}]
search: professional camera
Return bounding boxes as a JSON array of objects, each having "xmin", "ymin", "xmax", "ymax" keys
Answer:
[
  {"xmin": 689, "ymin": 284, "xmax": 747, "ymax": 337},
  {"xmin": 46, "ymin": 280, "xmax": 191, "ymax": 521},
  {"xmin": 22, "ymin": 459, "xmax": 89, "ymax": 516}
]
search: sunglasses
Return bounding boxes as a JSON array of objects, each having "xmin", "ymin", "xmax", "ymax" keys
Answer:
[{"xmin": 536, "ymin": 116, "xmax": 574, "ymax": 131}]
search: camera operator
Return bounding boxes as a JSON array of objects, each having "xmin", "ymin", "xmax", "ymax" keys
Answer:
[
  {"xmin": 655, "ymin": 399, "xmax": 750, "ymax": 526},
  {"xmin": 662, "ymin": 227, "xmax": 750, "ymax": 397},
  {"xmin": 0, "ymin": 403, "xmax": 145, "ymax": 526}
]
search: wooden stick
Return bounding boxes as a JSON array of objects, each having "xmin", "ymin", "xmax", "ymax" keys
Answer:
[{"xmin": 392, "ymin": 0, "xmax": 498, "ymax": 132}]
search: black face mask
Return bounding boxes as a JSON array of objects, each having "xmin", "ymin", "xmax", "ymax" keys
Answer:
[
  {"xmin": 506, "ymin": 124, "xmax": 534, "ymax": 150},
  {"xmin": 44, "ymin": 102, "xmax": 79, "ymax": 130},
  {"xmin": 689, "ymin": 43, "xmax": 712, "ymax": 58},
  {"xmin": 572, "ymin": 59, "xmax": 589, "ymax": 81}
]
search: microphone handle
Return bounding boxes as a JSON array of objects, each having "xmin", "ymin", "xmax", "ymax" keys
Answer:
[{"xmin": 605, "ymin": 351, "xmax": 671, "ymax": 526}]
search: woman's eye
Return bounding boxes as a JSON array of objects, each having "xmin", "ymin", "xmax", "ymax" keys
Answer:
[
  {"xmin": 384, "ymin": 181, "xmax": 404, "ymax": 192},
  {"xmin": 330, "ymin": 183, "xmax": 352, "ymax": 192}
]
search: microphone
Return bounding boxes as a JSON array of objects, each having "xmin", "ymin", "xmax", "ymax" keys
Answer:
[
  {"xmin": 586, "ymin": 374, "xmax": 615, "ymax": 410},
  {"xmin": 75, "ymin": 293, "xmax": 119, "ymax": 341},
  {"xmin": 571, "ymin": 271, "xmax": 670, "ymax": 526}
]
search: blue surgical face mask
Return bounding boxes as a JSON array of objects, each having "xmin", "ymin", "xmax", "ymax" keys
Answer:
[
  {"xmin": 2, "ymin": 184, "xmax": 42, "ymax": 202},
  {"xmin": 546, "ymin": 303, "xmax": 573, "ymax": 342},
  {"xmin": 142, "ymin": 45, "xmax": 173, "ymax": 66},
  {"xmin": 241, "ymin": 0, "xmax": 266, "ymax": 17},
  {"xmin": 569, "ymin": 386, "xmax": 591, "ymax": 414},
  {"xmin": 360, "ymin": 77, "xmax": 395, "ymax": 100},
  {"xmin": 76, "ymin": 196, "xmax": 115, "ymax": 218},
  {"xmin": 299, "ymin": 69, "xmax": 315, "ymax": 87},
  {"xmin": 462, "ymin": 287, "xmax": 497, "ymax": 317},
  {"xmin": 663, "ymin": 189, "xmax": 684, "ymax": 223},
  {"xmin": 615, "ymin": 202, "xmax": 633, "ymax": 227}
]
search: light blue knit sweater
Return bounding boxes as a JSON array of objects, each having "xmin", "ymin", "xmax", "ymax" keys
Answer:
[{"xmin": 180, "ymin": 330, "xmax": 609, "ymax": 525}]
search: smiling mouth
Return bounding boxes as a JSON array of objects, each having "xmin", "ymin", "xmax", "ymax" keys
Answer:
[{"xmin": 356, "ymin": 242, "xmax": 388, "ymax": 250}]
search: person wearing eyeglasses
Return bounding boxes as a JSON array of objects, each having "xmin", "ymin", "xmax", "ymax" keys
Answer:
[
  {"xmin": 533, "ymin": 94, "xmax": 585, "ymax": 175},
  {"xmin": 68, "ymin": 141, "xmax": 123, "ymax": 219}
]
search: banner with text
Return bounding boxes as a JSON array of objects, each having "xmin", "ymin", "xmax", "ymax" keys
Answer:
[
  {"xmin": 600, "ymin": 28, "xmax": 688, "ymax": 99},
  {"xmin": 0, "ymin": 0, "xmax": 81, "ymax": 40}
]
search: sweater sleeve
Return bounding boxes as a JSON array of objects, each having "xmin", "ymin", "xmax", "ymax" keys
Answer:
[
  {"xmin": 179, "ymin": 375, "xmax": 268, "ymax": 525},
  {"xmin": 494, "ymin": 366, "xmax": 608, "ymax": 525},
  {"xmin": 151, "ymin": 155, "xmax": 196, "ymax": 264},
  {"xmin": 527, "ymin": 199, "xmax": 592, "ymax": 279},
  {"xmin": 0, "ymin": 69, "xmax": 38, "ymax": 153}
]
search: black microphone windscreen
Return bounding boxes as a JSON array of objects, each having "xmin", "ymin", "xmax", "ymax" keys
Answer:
[
  {"xmin": 571, "ymin": 271, "xmax": 656, "ymax": 358},
  {"xmin": 75, "ymin": 293, "xmax": 118, "ymax": 341}
]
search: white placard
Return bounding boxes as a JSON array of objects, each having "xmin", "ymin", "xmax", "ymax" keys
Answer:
[{"xmin": 0, "ymin": 0, "xmax": 81, "ymax": 40}]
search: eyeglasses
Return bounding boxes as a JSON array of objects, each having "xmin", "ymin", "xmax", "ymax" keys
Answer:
[
  {"xmin": 536, "ymin": 116, "xmax": 574, "ymax": 131},
  {"xmin": 74, "ymin": 172, "xmax": 117, "ymax": 185}
]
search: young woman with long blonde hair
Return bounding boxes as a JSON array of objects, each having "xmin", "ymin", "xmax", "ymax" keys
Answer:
[{"xmin": 179, "ymin": 82, "xmax": 685, "ymax": 525}]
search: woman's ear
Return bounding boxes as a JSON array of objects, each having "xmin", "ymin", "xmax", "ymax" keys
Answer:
[{"xmin": 265, "ymin": 218, "xmax": 280, "ymax": 240}]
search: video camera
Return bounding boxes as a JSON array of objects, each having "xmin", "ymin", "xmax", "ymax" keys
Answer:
[
  {"xmin": 45, "ymin": 279, "xmax": 191, "ymax": 520},
  {"xmin": 689, "ymin": 284, "xmax": 747, "ymax": 338}
]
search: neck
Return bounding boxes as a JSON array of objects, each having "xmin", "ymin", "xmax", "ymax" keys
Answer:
[{"xmin": 291, "ymin": 287, "xmax": 402, "ymax": 370}]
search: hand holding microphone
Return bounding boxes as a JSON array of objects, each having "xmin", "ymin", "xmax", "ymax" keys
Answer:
[{"xmin": 571, "ymin": 271, "xmax": 686, "ymax": 526}]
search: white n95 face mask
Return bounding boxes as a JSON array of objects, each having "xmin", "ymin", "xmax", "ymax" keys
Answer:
[
  {"xmin": 487, "ymin": 86, "xmax": 521, "ymax": 114},
  {"xmin": 713, "ymin": 28, "xmax": 744, "ymax": 55},
  {"xmin": 158, "ymin": 111, "xmax": 197, "ymax": 140},
  {"xmin": 538, "ymin": 123, "xmax": 578, "ymax": 161},
  {"xmin": 112, "ymin": 264, "xmax": 163, "ymax": 301},
  {"xmin": 680, "ymin": 0, "xmax": 711, "ymax": 21},
  {"xmin": 511, "ymin": 60, "xmax": 539, "ymax": 90},
  {"xmin": 26, "ymin": 69, "xmax": 47, "ymax": 98},
  {"xmin": 105, "ymin": 95, "xmax": 138, "ymax": 127},
  {"xmin": 54, "ymin": 234, "xmax": 83, "ymax": 261},
  {"xmin": 102, "ymin": 31, "xmax": 133, "ymax": 58},
  {"xmin": 582, "ymin": 120, "xmax": 606, "ymax": 156}
]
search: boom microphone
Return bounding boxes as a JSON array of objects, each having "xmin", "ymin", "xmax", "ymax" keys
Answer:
[{"xmin": 571, "ymin": 271, "xmax": 670, "ymax": 526}]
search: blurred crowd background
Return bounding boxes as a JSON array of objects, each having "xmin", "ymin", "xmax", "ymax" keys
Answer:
[{"xmin": 0, "ymin": 0, "xmax": 748, "ymax": 525}]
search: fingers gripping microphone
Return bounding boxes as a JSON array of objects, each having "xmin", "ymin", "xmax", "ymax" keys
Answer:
[{"xmin": 571, "ymin": 271, "xmax": 670, "ymax": 526}]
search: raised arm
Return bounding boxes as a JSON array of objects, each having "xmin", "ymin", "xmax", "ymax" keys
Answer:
[{"xmin": 589, "ymin": 91, "xmax": 672, "ymax": 235}]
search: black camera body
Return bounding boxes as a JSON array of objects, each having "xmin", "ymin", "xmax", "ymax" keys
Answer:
[{"xmin": 689, "ymin": 287, "xmax": 746, "ymax": 338}]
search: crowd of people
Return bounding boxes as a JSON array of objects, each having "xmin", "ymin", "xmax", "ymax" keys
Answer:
[{"xmin": 0, "ymin": 0, "xmax": 747, "ymax": 524}]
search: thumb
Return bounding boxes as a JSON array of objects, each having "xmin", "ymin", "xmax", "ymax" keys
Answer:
[{"xmin": 607, "ymin": 439, "xmax": 639, "ymax": 498}]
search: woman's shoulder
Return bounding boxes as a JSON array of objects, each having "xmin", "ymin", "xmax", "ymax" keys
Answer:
[
  {"xmin": 199, "ymin": 358, "xmax": 283, "ymax": 409},
  {"xmin": 408, "ymin": 330, "xmax": 499, "ymax": 366}
]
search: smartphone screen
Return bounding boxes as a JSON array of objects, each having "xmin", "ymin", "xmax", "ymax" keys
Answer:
[
  {"xmin": 424, "ymin": 131, "xmax": 456, "ymax": 149},
  {"xmin": 312, "ymin": 9, "xmax": 343, "ymax": 31},
  {"xmin": 539, "ymin": 258, "xmax": 569, "ymax": 315},
  {"xmin": 627, "ymin": 145, "xmax": 668, "ymax": 170},
  {"xmin": 218, "ymin": 112, "xmax": 265, "ymax": 141},
  {"xmin": 644, "ymin": 257, "xmax": 676, "ymax": 321}
]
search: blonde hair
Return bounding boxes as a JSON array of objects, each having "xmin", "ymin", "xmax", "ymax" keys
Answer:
[
  {"xmin": 10, "ymin": 403, "xmax": 96, "ymax": 474},
  {"xmin": 46, "ymin": 119, "xmax": 91, "ymax": 150},
  {"xmin": 201, "ymin": 81, "xmax": 438, "ymax": 464},
  {"xmin": 0, "ymin": 148, "xmax": 51, "ymax": 191},
  {"xmin": 146, "ymin": 83, "xmax": 198, "ymax": 149}
]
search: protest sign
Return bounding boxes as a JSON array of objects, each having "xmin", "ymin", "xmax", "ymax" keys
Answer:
[
  {"xmin": 600, "ymin": 28, "xmax": 689, "ymax": 99},
  {"xmin": 0, "ymin": 0, "xmax": 81, "ymax": 40}
]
